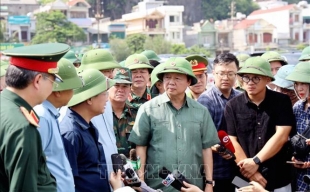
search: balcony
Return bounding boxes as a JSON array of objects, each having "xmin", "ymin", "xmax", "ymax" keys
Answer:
[{"xmin": 144, "ymin": 27, "xmax": 165, "ymax": 34}]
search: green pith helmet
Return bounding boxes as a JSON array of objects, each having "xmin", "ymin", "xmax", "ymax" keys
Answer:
[
  {"xmin": 53, "ymin": 58, "xmax": 84, "ymax": 91},
  {"xmin": 237, "ymin": 56, "xmax": 275, "ymax": 81},
  {"xmin": 125, "ymin": 54, "xmax": 154, "ymax": 71},
  {"xmin": 156, "ymin": 57, "xmax": 197, "ymax": 86},
  {"xmin": 79, "ymin": 49, "xmax": 122, "ymax": 71},
  {"xmin": 261, "ymin": 51, "xmax": 287, "ymax": 65},
  {"xmin": 113, "ymin": 68, "xmax": 132, "ymax": 84},
  {"xmin": 151, "ymin": 63, "xmax": 165, "ymax": 89},
  {"xmin": 236, "ymin": 53, "xmax": 250, "ymax": 68},
  {"xmin": 299, "ymin": 46, "xmax": 310, "ymax": 61},
  {"xmin": 63, "ymin": 50, "xmax": 78, "ymax": 64},
  {"xmin": 0, "ymin": 66, "xmax": 6, "ymax": 77},
  {"xmin": 140, "ymin": 50, "xmax": 161, "ymax": 62},
  {"xmin": 68, "ymin": 68, "xmax": 116, "ymax": 107},
  {"xmin": 286, "ymin": 61, "xmax": 310, "ymax": 83},
  {"xmin": 119, "ymin": 60, "xmax": 125, "ymax": 67},
  {"xmin": 272, "ymin": 65, "xmax": 295, "ymax": 89}
]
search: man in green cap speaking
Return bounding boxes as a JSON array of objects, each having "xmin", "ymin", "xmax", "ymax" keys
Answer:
[
  {"xmin": 129, "ymin": 57, "xmax": 219, "ymax": 192},
  {"xmin": 0, "ymin": 43, "xmax": 70, "ymax": 192},
  {"xmin": 222, "ymin": 57, "xmax": 295, "ymax": 191},
  {"xmin": 60, "ymin": 68, "xmax": 115, "ymax": 192},
  {"xmin": 34, "ymin": 58, "xmax": 83, "ymax": 192}
]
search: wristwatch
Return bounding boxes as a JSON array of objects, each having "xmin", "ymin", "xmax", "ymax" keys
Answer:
[
  {"xmin": 205, "ymin": 179, "xmax": 215, "ymax": 187},
  {"xmin": 253, "ymin": 156, "xmax": 261, "ymax": 165}
]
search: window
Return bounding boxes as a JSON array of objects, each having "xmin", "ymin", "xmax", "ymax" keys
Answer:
[
  {"xmin": 175, "ymin": 32, "xmax": 180, "ymax": 39},
  {"xmin": 70, "ymin": 11, "xmax": 86, "ymax": 18},
  {"xmin": 263, "ymin": 33, "xmax": 272, "ymax": 43},
  {"xmin": 295, "ymin": 15, "xmax": 299, "ymax": 22},
  {"xmin": 169, "ymin": 15, "xmax": 179, "ymax": 23},
  {"xmin": 169, "ymin": 16, "xmax": 174, "ymax": 22}
]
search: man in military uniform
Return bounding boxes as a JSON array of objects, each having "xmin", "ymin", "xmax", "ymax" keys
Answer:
[
  {"xmin": 110, "ymin": 68, "xmax": 137, "ymax": 157},
  {"xmin": 235, "ymin": 53, "xmax": 250, "ymax": 91},
  {"xmin": 125, "ymin": 54, "xmax": 154, "ymax": 109},
  {"xmin": 185, "ymin": 55, "xmax": 208, "ymax": 100},
  {"xmin": 0, "ymin": 43, "xmax": 70, "ymax": 192},
  {"xmin": 141, "ymin": 50, "xmax": 161, "ymax": 89}
]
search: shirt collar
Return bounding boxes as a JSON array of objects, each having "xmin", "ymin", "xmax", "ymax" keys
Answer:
[
  {"xmin": 158, "ymin": 92, "xmax": 191, "ymax": 108},
  {"xmin": 242, "ymin": 87, "xmax": 270, "ymax": 106},
  {"xmin": 70, "ymin": 109, "xmax": 91, "ymax": 130},
  {"xmin": 128, "ymin": 88, "xmax": 152, "ymax": 102},
  {"xmin": 212, "ymin": 85, "xmax": 240, "ymax": 99},
  {"xmin": 42, "ymin": 100, "xmax": 60, "ymax": 119}
]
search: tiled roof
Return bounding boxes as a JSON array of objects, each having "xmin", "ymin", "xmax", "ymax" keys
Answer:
[
  {"xmin": 249, "ymin": 4, "xmax": 295, "ymax": 16},
  {"xmin": 67, "ymin": 0, "xmax": 90, "ymax": 7},
  {"xmin": 234, "ymin": 19, "xmax": 258, "ymax": 29}
]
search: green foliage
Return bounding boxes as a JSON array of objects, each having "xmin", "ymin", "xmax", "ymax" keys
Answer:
[
  {"xmin": 186, "ymin": 45, "xmax": 211, "ymax": 57},
  {"xmin": 171, "ymin": 44, "xmax": 188, "ymax": 54},
  {"xmin": 296, "ymin": 43, "xmax": 307, "ymax": 50},
  {"xmin": 143, "ymin": 35, "xmax": 172, "ymax": 54},
  {"xmin": 32, "ymin": 11, "xmax": 86, "ymax": 44},
  {"xmin": 126, "ymin": 34, "xmax": 146, "ymax": 53},
  {"xmin": 109, "ymin": 38, "xmax": 131, "ymax": 62}
]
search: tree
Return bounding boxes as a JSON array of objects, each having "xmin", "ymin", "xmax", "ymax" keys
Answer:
[
  {"xmin": 171, "ymin": 44, "xmax": 188, "ymax": 54},
  {"xmin": 187, "ymin": 45, "xmax": 211, "ymax": 57},
  {"xmin": 32, "ymin": 11, "xmax": 86, "ymax": 44},
  {"xmin": 109, "ymin": 38, "xmax": 131, "ymax": 62},
  {"xmin": 126, "ymin": 34, "xmax": 146, "ymax": 53},
  {"xmin": 143, "ymin": 35, "xmax": 172, "ymax": 54}
]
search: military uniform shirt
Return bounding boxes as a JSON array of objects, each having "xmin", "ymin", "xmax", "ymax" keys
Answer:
[
  {"xmin": 128, "ymin": 92, "xmax": 219, "ymax": 191},
  {"xmin": 0, "ymin": 89, "xmax": 56, "ymax": 192},
  {"xmin": 127, "ymin": 88, "xmax": 152, "ymax": 109},
  {"xmin": 34, "ymin": 100, "xmax": 75, "ymax": 192},
  {"xmin": 113, "ymin": 104, "xmax": 137, "ymax": 157}
]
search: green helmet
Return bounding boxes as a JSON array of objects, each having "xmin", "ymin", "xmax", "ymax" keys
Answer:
[
  {"xmin": 79, "ymin": 49, "xmax": 122, "ymax": 71},
  {"xmin": 261, "ymin": 51, "xmax": 287, "ymax": 65},
  {"xmin": 113, "ymin": 68, "xmax": 132, "ymax": 84},
  {"xmin": 272, "ymin": 65, "xmax": 295, "ymax": 89},
  {"xmin": 53, "ymin": 58, "xmax": 84, "ymax": 91},
  {"xmin": 299, "ymin": 46, "xmax": 310, "ymax": 61},
  {"xmin": 151, "ymin": 63, "xmax": 165, "ymax": 89},
  {"xmin": 63, "ymin": 50, "xmax": 78, "ymax": 64},
  {"xmin": 125, "ymin": 54, "xmax": 154, "ymax": 71},
  {"xmin": 237, "ymin": 57, "xmax": 274, "ymax": 81},
  {"xmin": 119, "ymin": 60, "xmax": 125, "ymax": 67},
  {"xmin": 141, "ymin": 50, "xmax": 161, "ymax": 62},
  {"xmin": 156, "ymin": 57, "xmax": 197, "ymax": 86},
  {"xmin": 236, "ymin": 53, "xmax": 250, "ymax": 68},
  {"xmin": 68, "ymin": 68, "xmax": 116, "ymax": 107},
  {"xmin": 0, "ymin": 66, "xmax": 6, "ymax": 77},
  {"xmin": 285, "ymin": 61, "xmax": 310, "ymax": 83}
]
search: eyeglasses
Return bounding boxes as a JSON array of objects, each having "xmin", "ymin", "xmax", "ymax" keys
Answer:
[
  {"xmin": 215, "ymin": 72, "xmax": 236, "ymax": 79},
  {"xmin": 44, "ymin": 75, "xmax": 58, "ymax": 87},
  {"xmin": 241, "ymin": 76, "xmax": 261, "ymax": 84}
]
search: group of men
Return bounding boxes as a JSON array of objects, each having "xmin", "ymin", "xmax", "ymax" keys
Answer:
[{"xmin": 0, "ymin": 43, "xmax": 310, "ymax": 192}]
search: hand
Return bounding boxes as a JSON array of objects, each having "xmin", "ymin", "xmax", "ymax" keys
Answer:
[
  {"xmin": 238, "ymin": 158, "xmax": 259, "ymax": 178},
  {"xmin": 109, "ymin": 169, "xmax": 123, "ymax": 191},
  {"xmin": 237, "ymin": 181, "xmax": 268, "ymax": 192},
  {"xmin": 249, "ymin": 172, "xmax": 267, "ymax": 188},
  {"xmin": 291, "ymin": 156, "xmax": 310, "ymax": 169},
  {"xmin": 180, "ymin": 181, "xmax": 203, "ymax": 192},
  {"xmin": 211, "ymin": 144, "xmax": 233, "ymax": 160},
  {"xmin": 306, "ymin": 139, "xmax": 310, "ymax": 146}
]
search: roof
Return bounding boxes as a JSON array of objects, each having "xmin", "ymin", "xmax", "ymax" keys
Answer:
[
  {"xmin": 67, "ymin": 0, "xmax": 90, "ymax": 8},
  {"xmin": 68, "ymin": 18, "xmax": 93, "ymax": 28},
  {"xmin": 249, "ymin": 4, "xmax": 295, "ymax": 16},
  {"xmin": 234, "ymin": 19, "xmax": 259, "ymax": 30}
]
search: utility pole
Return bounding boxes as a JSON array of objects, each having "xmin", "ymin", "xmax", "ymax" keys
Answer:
[
  {"xmin": 230, "ymin": 1, "xmax": 235, "ymax": 51},
  {"xmin": 95, "ymin": 0, "xmax": 103, "ymax": 48}
]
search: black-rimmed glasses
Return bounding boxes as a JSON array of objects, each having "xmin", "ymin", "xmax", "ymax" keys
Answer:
[{"xmin": 241, "ymin": 75, "xmax": 261, "ymax": 84}]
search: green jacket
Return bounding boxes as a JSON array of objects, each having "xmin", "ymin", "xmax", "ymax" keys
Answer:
[
  {"xmin": 0, "ymin": 89, "xmax": 56, "ymax": 192},
  {"xmin": 127, "ymin": 88, "xmax": 152, "ymax": 109}
]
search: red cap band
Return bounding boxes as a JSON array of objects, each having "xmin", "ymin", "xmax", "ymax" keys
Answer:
[
  {"xmin": 192, "ymin": 62, "xmax": 207, "ymax": 71},
  {"xmin": 10, "ymin": 57, "xmax": 58, "ymax": 73}
]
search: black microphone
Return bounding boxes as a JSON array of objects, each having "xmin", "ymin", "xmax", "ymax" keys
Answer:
[
  {"xmin": 215, "ymin": 145, "xmax": 236, "ymax": 160},
  {"xmin": 159, "ymin": 167, "xmax": 191, "ymax": 191},
  {"xmin": 120, "ymin": 154, "xmax": 141, "ymax": 187}
]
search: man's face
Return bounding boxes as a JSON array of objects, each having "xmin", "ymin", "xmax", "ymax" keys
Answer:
[
  {"xmin": 189, "ymin": 73, "xmax": 207, "ymax": 95},
  {"xmin": 59, "ymin": 89, "xmax": 74, "ymax": 106},
  {"xmin": 109, "ymin": 83, "xmax": 131, "ymax": 103},
  {"xmin": 163, "ymin": 73, "xmax": 191, "ymax": 97},
  {"xmin": 40, "ymin": 74, "xmax": 56, "ymax": 102},
  {"xmin": 131, "ymin": 68, "xmax": 149, "ymax": 89},
  {"xmin": 270, "ymin": 61, "xmax": 282, "ymax": 76},
  {"xmin": 213, "ymin": 62, "xmax": 238, "ymax": 92},
  {"xmin": 294, "ymin": 82, "xmax": 309, "ymax": 100},
  {"xmin": 100, "ymin": 69, "xmax": 114, "ymax": 79},
  {"xmin": 90, "ymin": 91, "xmax": 109, "ymax": 115},
  {"xmin": 241, "ymin": 74, "xmax": 270, "ymax": 96}
]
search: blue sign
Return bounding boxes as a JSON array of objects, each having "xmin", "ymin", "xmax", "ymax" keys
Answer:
[{"xmin": 8, "ymin": 16, "xmax": 30, "ymax": 25}]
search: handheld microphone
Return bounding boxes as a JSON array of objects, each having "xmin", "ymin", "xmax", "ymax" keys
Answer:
[
  {"xmin": 218, "ymin": 130, "xmax": 235, "ymax": 153},
  {"xmin": 159, "ymin": 167, "xmax": 191, "ymax": 191},
  {"xmin": 119, "ymin": 154, "xmax": 141, "ymax": 187}
]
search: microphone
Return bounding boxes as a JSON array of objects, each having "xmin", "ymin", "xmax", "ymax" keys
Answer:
[
  {"xmin": 218, "ymin": 130, "xmax": 235, "ymax": 153},
  {"xmin": 119, "ymin": 154, "xmax": 141, "ymax": 187},
  {"xmin": 159, "ymin": 167, "xmax": 191, "ymax": 191}
]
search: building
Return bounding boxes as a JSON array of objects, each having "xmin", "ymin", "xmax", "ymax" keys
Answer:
[
  {"xmin": 122, "ymin": 0, "xmax": 184, "ymax": 44},
  {"xmin": 1, "ymin": 0, "xmax": 39, "ymax": 16},
  {"xmin": 300, "ymin": 2, "xmax": 310, "ymax": 43},
  {"xmin": 255, "ymin": 0, "xmax": 288, "ymax": 9}
]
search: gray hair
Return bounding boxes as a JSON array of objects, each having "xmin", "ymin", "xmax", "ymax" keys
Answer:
[{"xmin": 5, "ymin": 65, "xmax": 41, "ymax": 89}]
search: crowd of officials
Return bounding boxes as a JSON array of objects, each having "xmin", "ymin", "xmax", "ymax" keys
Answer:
[{"xmin": 0, "ymin": 43, "xmax": 310, "ymax": 192}]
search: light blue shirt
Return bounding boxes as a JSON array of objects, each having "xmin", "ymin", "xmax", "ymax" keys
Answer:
[{"xmin": 34, "ymin": 100, "xmax": 75, "ymax": 192}]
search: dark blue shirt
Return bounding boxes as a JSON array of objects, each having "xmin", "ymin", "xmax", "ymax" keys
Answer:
[
  {"xmin": 60, "ymin": 109, "xmax": 111, "ymax": 192},
  {"xmin": 198, "ymin": 86, "xmax": 241, "ymax": 180}
]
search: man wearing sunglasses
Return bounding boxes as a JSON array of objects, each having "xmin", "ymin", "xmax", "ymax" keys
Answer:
[{"xmin": 222, "ymin": 57, "xmax": 296, "ymax": 192}]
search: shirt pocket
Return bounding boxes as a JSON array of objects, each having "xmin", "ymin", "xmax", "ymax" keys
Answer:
[
  {"xmin": 236, "ymin": 114, "xmax": 255, "ymax": 133},
  {"xmin": 151, "ymin": 120, "xmax": 170, "ymax": 164}
]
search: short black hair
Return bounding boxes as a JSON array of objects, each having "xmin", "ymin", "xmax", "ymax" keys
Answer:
[
  {"xmin": 5, "ymin": 65, "xmax": 40, "ymax": 89},
  {"xmin": 214, "ymin": 53, "xmax": 239, "ymax": 68},
  {"xmin": 149, "ymin": 60, "xmax": 160, "ymax": 68}
]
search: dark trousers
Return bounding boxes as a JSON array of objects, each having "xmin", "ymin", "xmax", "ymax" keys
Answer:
[{"xmin": 214, "ymin": 178, "xmax": 235, "ymax": 192}]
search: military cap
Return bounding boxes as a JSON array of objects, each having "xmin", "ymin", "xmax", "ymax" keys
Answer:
[
  {"xmin": 125, "ymin": 54, "xmax": 154, "ymax": 71},
  {"xmin": 2, "ymin": 43, "xmax": 70, "ymax": 82},
  {"xmin": 0, "ymin": 66, "xmax": 6, "ymax": 77},
  {"xmin": 157, "ymin": 57, "xmax": 197, "ymax": 85},
  {"xmin": 113, "ymin": 68, "xmax": 132, "ymax": 84},
  {"xmin": 141, "ymin": 50, "xmax": 161, "ymax": 62},
  {"xmin": 53, "ymin": 58, "xmax": 84, "ymax": 91},
  {"xmin": 185, "ymin": 55, "xmax": 208, "ymax": 75},
  {"xmin": 236, "ymin": 53, "xmax": 250, "ymax": 68},
  {"xmin": 261, "ymin": 51, "xmax": 287, "ymax": 66},
  {"xmin": 79, "ymin": 49, "xmax": 121, "ymax": 71},
  {"xmin": 299, "ymin": 46, "xmax": 310, "ymax": 61},
  {"xmin": 238, "ymin": 57, "xmax": 274, "ymax": 81},
  {"xmin": 272, "ymin": 65, "xmax": 295, "ymax": 90},
  {"xmin": 151, "ymin": 63, "xmax": 165, "ymax": 89},
  {"xmin": 63, "ymin": 50, "xmax": 78, "ymax": 64},
  {"xmin": 286, "ymin": 61, "xmax": 310, "ymax": 83},
  {"xmin": 68, "ymin": 68, "xmax": 116, "ymax": 107}
]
